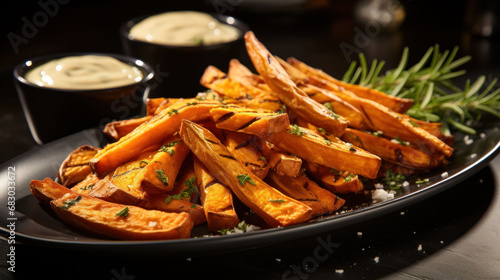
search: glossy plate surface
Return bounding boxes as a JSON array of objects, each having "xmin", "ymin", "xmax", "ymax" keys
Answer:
[{"xmin": 1, "ymin": 117, "xmax": 499, "ymax": 257}]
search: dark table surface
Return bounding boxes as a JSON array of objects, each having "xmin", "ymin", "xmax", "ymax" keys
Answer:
[{"xmin": 1, "ymin": 0, "xmax": 500, "ymax": 279}]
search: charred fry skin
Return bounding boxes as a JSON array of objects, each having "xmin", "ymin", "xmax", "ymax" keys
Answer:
[
  {"xmin": 193, "ymin": 157, "xmax": 240, "ymax": 232},
  {"xmin": 222, "ymin": 130, "xmax": 270, "ymax": 179},
  {"xmin": 210, "ymin": 105, "xmax": 290, "ymax": 138},
  {"xmin": 90, "ymin": 99, "xmax": 222, "ymax": 177},
  {"xmin": 180, "ymin": 119, "xmax": 313, "ymax": 227},
  {"xmin": 244, "ymin": 31, "xmax": 349, "ymax": 137},
  {"xmin": 57, "ymin": 145, "xmax": 100, "ymax": 187}
]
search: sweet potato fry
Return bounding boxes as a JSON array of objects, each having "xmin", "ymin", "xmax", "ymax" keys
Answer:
[
  {"xmin": 57, "ymin": 145, "xmax": 100, "ymax": 187},
  {"xmin": 193, "ymin": 157, "xmax": 240, "ymax": 232},
  {"xmin": 255, "ymin": 139, "xmax": 303, "ymax": 177},
  {"xmin": 30, "ymin": 177, "xmax": 72, "ymax": 204},
  {"xmin": 304, "ymin": 161, "xmax": 363, "ymax": 194},
  {"xmin": 308, "ymin": 76, "xmax": 454, "ymax": 157},
  {"xmin": 341, "ymin": 128, "xmax": 448, "ymax": 170},
  {"xmin": 266, "ymin": 170, "xmax": 345, "ymax": 217},
  {"xmin": 146, "ymin": 97, "xmax": 166, "ymax": 115},
  {"xmin": 32, "ymin": 178, "xmax": 195, "ymax": 240},
  {"xmin": 180, "ymin": 119, "xmax": 313, "ymax": 227},
  {"xmin": 298, "ymin": 84, "xmax": 367, "ymax": 130},
  {"xmin": 90, "ymin": 99, "xmax": 222, "ymax": 177},
  {"xmin": 103, "ymin": 116, "xmax": 153, "ymax": 141},
  {"xmin": 139, "ymin": 136, "xmax": 191, "ymax": 194},
  {"xmin": 200, "ymin": 65, "xmax": 284, "ymax": 112},
  {"xmin": 210, "ymin": 105, "xmax": 290, "ymax": 138},
  {"xmin": 222, "ymin": 130, "xmax": 270, "ymax": 179},
  {"xmin": 51, "ymin": 191, "xmax": 193, "ymax": 240},
  {"xmin": 265, "ymin": 124, "xmax": 381, "ymax": 179},
  {"xmin": 286, "ymin": 57, "xmax": 414, "ymax": 113},
  {"xmin": 244, "ymin": 31, "xmax": 349, "ymax": 137}
]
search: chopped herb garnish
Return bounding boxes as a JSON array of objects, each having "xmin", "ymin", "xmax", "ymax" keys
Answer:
[
  {"xmin": 408, "ymin": 120, "xmax": 420, "ymax": 127},
  {"xmin": 159, "ymin": 141, "xmax": 181, "ymax": 156},
  {"xmin": 193, "ymin": 37, "xmax": 203, "ymax": 45},
  {"xmin": 156, "ymin": 169, "xmax": 169, "ymax": 186},
  {"xmin": 268, "ymin": 199, "xmax": 285, "ymax": 203},
  {"xmin": 237, "ymin": 174, "xmax": 257, "ymax": 186},
  {"xmin": 258, "ymin": 156, "xmax": 266, "ymax": 161},
  {"xmin": 325, "ymin": 139, "xmax": 331, "ymax": 145},
  {"xmin": 318, "ymin": 127, "xmax": 326, "ymax": 133},
  {"xmin": 416, "ymin": 178, "xmax": 430, "ymax": 184},
  {"xmin": 344, "ymin": 174, "xmax": 355, "ymax": 182},
  {"xmin": 218, "ymin": 220, "xmax": 257, "ymax": 235},
  {"xmin": 288, "ymin": 124, "xmax": 304, "ymax": 136},
  {"xmin": 168, "ymin": 109, "xmax": 179, "ymax": 116},
  {"xmin": 116, "ymin": 207, "xmax": 129, "ymax": 217},
  {"xmin": 165, "ymin": 176, "xmax": 198, "ymax": 203},
  {"xmin": 80, "ymin": 184, "xmax": 95, "ymax": 190},
  {"xmin": 61, "ymin": 195, "xmax": 82, "ymax": 210},
  {"xmin": 323, "ymin": 102, "xmax": 333, "ymax": 111}
]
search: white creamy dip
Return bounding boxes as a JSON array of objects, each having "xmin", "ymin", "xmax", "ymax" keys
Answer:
[
  {"xmin": 129, "ymin": 11, "xmax": 240, "ymax": 46},
  {"xmin": 25, "ymin": 55, "xmax": 144, "ymax": 90}
]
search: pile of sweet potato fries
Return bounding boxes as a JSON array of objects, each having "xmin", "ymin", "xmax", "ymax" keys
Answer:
[{"xmin": 30, "ymin": 32, "xmax": 454, "ymax": 240}]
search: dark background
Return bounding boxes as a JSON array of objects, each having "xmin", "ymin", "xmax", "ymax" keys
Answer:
[{"xmin": 1, "ymin": 1, "xmax": 500, "ymax": 279}]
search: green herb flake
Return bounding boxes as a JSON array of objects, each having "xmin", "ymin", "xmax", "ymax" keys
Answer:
[
  {"xmin": 80, "ymin": 184, "xmax": 95, "ymax": 191},
  {"xmin": 168, "ymin": 109, "xmax": 179, "ymax": 116},
  {"xmin": 408, "ymin": 120, "xmax": 420, "ymax": 127},
  {"xmin": 268, "ymin": 199, "xmax": 285, "ymax": 203},
  {"xmin": 156, "ymin": 169, "xmax": 169, "ymax": 186},
  {"xmin": 344, "ymin": 174, "xmax": 355, "ymax": 182},
  {"xmin": 416, "ymin": 178, "xmax": 430, "ymax": 184},
  {"xmin": 116, "ymin": 207, "xmax": 129, "ymax": 218},
  {"xmin": 61, "ymin": 195, "xmax": 82, "ymax": 210},
  {"xmin": 288, "ymin": 124, "xmax": 304, "ymax": 136},
  {"xmin": 237, "ymin": 174, "xmax": 257, "ymax": 186}
]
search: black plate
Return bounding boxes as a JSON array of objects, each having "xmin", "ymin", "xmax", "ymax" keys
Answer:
[{"xmin": 1, "ymin": 117, "xmax": 499, "ymax": 258}]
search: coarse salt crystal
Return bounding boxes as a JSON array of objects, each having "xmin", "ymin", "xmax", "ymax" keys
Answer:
[
  {"xmin": 372, "ymin": 189, "xmax": 394, "ymax": 203},
  {"xmin": 464, "ymin": 135, "xmax": 473, "ymax": 145},
  {"xmin": 441, "ymin": 172, "xmax": 449, "ymax": 178},
  {"xmin": 480, "ymin": 133, "xmax": 486, "ymax": 138},
  {"xmin": 335, "ymin": 269, "xmax": 344, "ymax": 274},
  {"xmin": 417, "ymin": 244, "xmax": 422, "ymax": 251},
  {"xmin": 470, "ymin": 153, "xmax": 477, "ymax": 159},
  {"xmin": 374, "ymin": 256, "xmax": 380, "ymax": 263},
  {"xmin": 357, "ymin": 232, "xmax": 363, "ymax": 236},
  {"xmin": 276, "ymin": 258, "xmax": 281, "ymax": 262},
  {"xmin": 403, "ymin": 181, "xmax": 410, "ymax": 187}
]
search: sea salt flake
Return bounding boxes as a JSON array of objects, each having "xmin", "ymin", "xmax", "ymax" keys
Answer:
[
  {"xmin": 335, "ymin": 269, "xmax": 344, "ymax": 274},
  {"xmin": 441, "ymin": 172, "xmax": 449, "ymax": 178},
  {"xmin": 417, "ymin": 244, "xmax": 423, "ymax": 251},
  {"xmin": 374, "ymin": 256, "xmax": 380, "ymax": 263}
]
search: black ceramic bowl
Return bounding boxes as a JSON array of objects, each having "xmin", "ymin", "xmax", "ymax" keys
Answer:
[
  {"xmin": 13, "ymin": 53, "xmax": 155, "ymax": 145},
  {"xmin": 120, "ymin": 11, "xmax": 249, "ymax": 98}
]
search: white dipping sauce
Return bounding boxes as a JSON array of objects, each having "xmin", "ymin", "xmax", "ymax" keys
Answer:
[
  {"xmin": 129, "ymin": 11, "xmax": 240, "ymax": 46},
  {"xmin": 25, "ymin": 55, "xmax": 144, "ymax": 90}
]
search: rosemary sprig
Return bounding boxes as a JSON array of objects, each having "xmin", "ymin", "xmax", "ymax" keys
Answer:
[{"xmin": 342, "ymin": 45, "xmax": 500, "ymax": 134}]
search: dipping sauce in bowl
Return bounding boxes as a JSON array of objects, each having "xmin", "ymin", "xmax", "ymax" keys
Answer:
[
  {"xmin": 121, "ymin": 11, "xmax": 249, "ymax": 98},
  {"xmin": 25, "ymin": 55, "xmax": 144, "ymax": 90},
  {"xmin": 14, "ymin": 53, "xmax": 154, "ymax": 144},
  {"xmin": 129, "ymin": 11, "xmax": 241, "ymax": 46}
]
